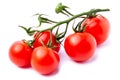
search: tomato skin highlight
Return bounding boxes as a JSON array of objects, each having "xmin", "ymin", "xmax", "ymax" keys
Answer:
[
  {"xmin": 31, "ymin": 46, "xmax": 60, "ymax": 75},
  {"xmin": 33, "ymin": 31, "xmax": 60, "ymax": 52},
  {"xmin": 9, "ymin": 41, "xmax": 33, "ymax": 67},
  {"xmin": 82, "ymin": 15, "xmax": 110, "ymax": 45},
  {"xmin": 64, "ymin": 33, "xmax": 96, "ymax": 62}
]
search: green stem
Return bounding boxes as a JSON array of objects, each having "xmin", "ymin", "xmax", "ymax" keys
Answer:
[
  {"xmin": 38, "ymin": 8, "xmax": 110, "ymax": 32},
  {"xmin": 63, "ymin": 9, "xmax": 74, "ymax": 16},
  {"xmin": 67, "ymin": 8, "xmax": 110, "ymax": 22},
  {"xmin": 78, "ymin": 17, "xmax": 88, "ymax": 32},
  {"xmin": 49, "ymin": 30, "xmax": 53, "ymax": 47},
  {"xmin": 57, "ymin": 23, "xmax": 69, "ymax": 40},
  {"xmin": 47, "ymin": 19, "xmax": 58, "ymax": 23}
]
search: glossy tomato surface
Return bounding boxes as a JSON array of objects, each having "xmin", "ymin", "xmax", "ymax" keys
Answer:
[
  {"xmin": 82, "ymin": 15, "xmax": 110, "ymax": 45},
  {"xmin": 64, "ymin": 33, "xmax": 96, "ymax": 61},
  {"xmin": 9, "ymin": 40, "xmax": 33, "ymax": 67},
  {"xmin": 31, "ymin": 46, "xmax": 60, "ymax": 74}
]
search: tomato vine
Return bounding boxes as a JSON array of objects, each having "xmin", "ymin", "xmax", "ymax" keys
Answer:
[{"xmin": 19, "ymin": 3, "xmax": 110, "ymax": 48}]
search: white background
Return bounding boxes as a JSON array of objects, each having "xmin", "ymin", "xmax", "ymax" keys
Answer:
[{"xmin": 0, "ymin": 0, "xmax": 120, "ymax": 80}]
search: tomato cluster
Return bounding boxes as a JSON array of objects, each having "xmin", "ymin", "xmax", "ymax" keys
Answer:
[
  {"xmin": 8, "ymin": 3, "xmax": 110, "ymax": 75},
  {"xmin": 9, "ymin": 31, "xmax": 60, "ymax": 74}
]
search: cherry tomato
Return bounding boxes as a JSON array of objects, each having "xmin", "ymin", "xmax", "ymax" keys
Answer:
[
  {"xmin": 82, "ymin": 15, "xmax": 110, "ymax": 45},
  {"xmin": 64, "ymin": 33, "xmax": 96, "ymax": 62},
  {"xmin": 31, "ymin": 46, "xmax": 60, "ymax": 75},
  {"xmin": 9, "ymin": 40, "xmax": 33, "ymax": 67},
  {"xmin": 33, "ymin": 31, "xmax": 60, "ymax": 52}
]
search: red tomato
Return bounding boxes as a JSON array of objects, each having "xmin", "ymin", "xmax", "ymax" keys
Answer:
[
  {"xmin": 31, "ymin": 46, "xmax": 60, "ymax": 75},
  {"xmin": 82, "ymin": 15, "xmax": 110, "ymax": 45},
  {"xmin": 64, "ymin": 33, "xmax": 96, "ymax": 62},
  {"xmin": 33, "ymin": 31, "xmax": 60, "ymax": 52},
  {"xmin": 9, "ymin": 40, "xmax": 33, "ymax": 67}
]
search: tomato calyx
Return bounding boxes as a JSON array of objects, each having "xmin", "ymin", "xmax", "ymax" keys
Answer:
[
  {"xmin": 22, "ymin": 39, "xmax": 34, "ymax": 48},
  {"xmin": 55, "ymin": 3, "xmax": 74, "ymax": 16},
  {"xmin": 19, "ymin": 26, "xmax": 36, "ymax": 36},
  {"xmin": 34, "ymin": 14, "xmax": 58, "ymax": 27}
]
